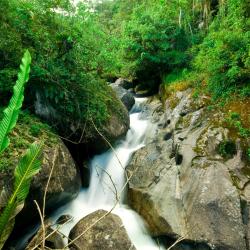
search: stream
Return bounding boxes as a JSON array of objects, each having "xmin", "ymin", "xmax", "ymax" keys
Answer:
[{"xmin": 19, "ymin": 98, "xmax": 165, "ymax": 250}]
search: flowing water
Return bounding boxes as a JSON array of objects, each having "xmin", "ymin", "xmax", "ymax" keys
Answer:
[{"xmin": 19, "ymin": 98, "xmax": 165, "ymax": 250}]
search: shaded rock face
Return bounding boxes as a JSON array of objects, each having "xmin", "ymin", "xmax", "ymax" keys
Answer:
[
  {"xmin": 34, "ymin": 87, "xmax": 130, "ymax": 155},
  {"xmin": 114, "ymin": 78, "xmax": 134, "ymax": 89},
  {"xmin": 69, "ymin": 210, "xmax": 136, "ymax": 250},
  {"xmin": 110, "ymin": 83, "xmax": 135, "ymax": 111},
  {"xmin": 91, "ymin": 101, "xmax": 130, "ymax": 153},
  {"xmin": 134, "ymin": 84, "xmax": 154, "ymax": 97},
  {"xmin": 25, "ymin": 220, "xmax": 65, "ymax": 250},
  {"xmin": 15, "ymin": 141, "xmax": 81, "ymax": 228},
  {"xmin": 127, "ymin": 90, "xmax": 249, "ymax": 250}
]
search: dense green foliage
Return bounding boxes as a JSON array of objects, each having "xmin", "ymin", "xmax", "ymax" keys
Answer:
[
  {"xmin": 1, "ymin": 0, "xmax": 249, "ymax": 125},
  {"xmin": 194, "ymin": 0, "xmax": 250, "ymax": 97},
  {"xmin": 95, "ymin": 0, "xmax": 249, "ymax": 97},
  {"xmin": 118, "ymin": 1, "xmax": 190, "ymax": 91},
  {"xmin": 0, "ymin": 0, "xmax": 120, "ymax": 139},
  {"xmin": 0, "ymin": 51, "xmax": 42, "ymax": 249},
  {"xmin": 0, "ymin": 51, "xmax": 31, "ymax": 154}
]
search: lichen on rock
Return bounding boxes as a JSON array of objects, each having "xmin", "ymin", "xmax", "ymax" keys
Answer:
[{"xmin": 126, "ymin": 89, "xmax": 250, "ymax": 249}]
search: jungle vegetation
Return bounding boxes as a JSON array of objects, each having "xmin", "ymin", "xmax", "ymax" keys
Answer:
[
  {"xmin": 0, "ymin": 0, "xmax": 249, "ymax": 247},
  {"xmin": 1, "ymin": 0, "xmax": 249, "ymax": 122}
]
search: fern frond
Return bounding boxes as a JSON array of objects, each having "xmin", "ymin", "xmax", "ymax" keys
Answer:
[
  {"xmin": 13, "ymin": 142, "xmax": 43, "ymax": 203},
  {"xmin": 0, "ymin": 50, "xmax": 31, "ymax": 154},
  {"xmin": 0, "ymin": 202, "xmax": 16, "ymax": 240},
  {"xmin": 0, "ymin": 142, "xmax": 43, "ymax": 246},
  {"xmin": 0, "ymin": 205, "xmax": 15, "ymax": 250}
]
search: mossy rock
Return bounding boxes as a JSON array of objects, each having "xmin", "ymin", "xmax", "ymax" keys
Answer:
[
  {"xmin": 33, "ymin": 82, "xmax": 130, "ymax": 154},
  {"xmin": 0, "ymin": 111, "xmax": 81, "ymax": 233},
  {"xmin": 0, "ymin": 111, "xmax": 58, "ymax": 171}
]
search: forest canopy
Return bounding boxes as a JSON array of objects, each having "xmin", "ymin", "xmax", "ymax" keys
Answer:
[{"xmin": 0, "ymin": 0, "xmax": 249, "ymax": 133}]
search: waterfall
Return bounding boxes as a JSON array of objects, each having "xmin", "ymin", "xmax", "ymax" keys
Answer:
[{"xmin": 19, "ymin": 98, "xmax": 165, "ymax": 250}]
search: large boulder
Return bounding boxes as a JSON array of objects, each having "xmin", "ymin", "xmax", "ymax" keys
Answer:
[
  {"xmin": 68, "ymin": 210, "xmax": 135, "ymax": 250},
  {"xmin": 110, "ymin": 83, "xmax": 135, "ymax": 111},
  {"xmin": 0, "ymin": 113, "xmax": 81, "ymax": 229},
  {"xmin": 18, "ymin": 142, "xmax": 81, "ymax": 223},
  {"xmin": 126, "ymin": 91, "xmax": 248, "ymax": 249},
  {"xmin": 34, "ymin": 84, "xmax": 130, "ymax": 154}
]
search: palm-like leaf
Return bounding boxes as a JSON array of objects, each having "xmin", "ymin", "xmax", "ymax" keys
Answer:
[
  {"xmin": 13, "ymin": 143, "xmax": 42, "ymax": 203},
  {"xmin": 0, "ymin": 143, "xmax": 43, "ymax": 247},
  {"xmin": 0, "ymin": 51, "xmax": 43, "ymax": 249},
  {"xmin": 0, "ymin": 50, "xmax": 31, "ymax": 154}
]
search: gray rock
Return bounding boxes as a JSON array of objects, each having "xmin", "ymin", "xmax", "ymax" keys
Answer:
[
  {"xmin": 56, "ymin": 214, "xmax": 73, "ymax": 225},
  {"xmin": 75, "ymin": 90, "xmax": 130, "ymax": 154},
  {"xmin": 126, "ymin": 91, "xmax": 248, "ymax": 249},
  {"xmin": 99, "ymin": 101, "xmax": 130, "ymax": 150},
  {"xmin": 243, "ymin": 184, "xmax": 250, "ymax": 249},
  {"xmin": 114, "ymin": 78, "xmax": 133, "ymax": 89},
  {"xmin": 110, "ymin": 83, "xmax": 135, "ymax": 111},
  {"xmin": 15, "ymin": 141, "xmax": 81, "ymax": 228},
  {"xmin": 68, "ymin": 210, "xmax": 136, "ymax": 250},
  {"xmin": 26, "ymin": 221, "xmax": 65, "ymax": 249},
  {"xmin": 34, "ymin": 86, "xmax": 130, "ymax": 155}
]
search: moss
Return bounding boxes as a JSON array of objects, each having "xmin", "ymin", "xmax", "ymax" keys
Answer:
[
  {"xmin": 241, "ymin": 166, "xmax": 250, "ymax": 179},
  {"xmin": 0, "ymin": 110, "xmax": 58, "ymax": 171},
  {"xmin": 229, "ymin": 171, "xmax": 241, "ymax": 189},
  {"xmin": 219, "ymin": 97, "xmax": 250, "ymax": 138},
  {"xmin": 107, "ymin": 87, "xmax": 128, "ymax": 121},
  {"xmin": 159, "ymin": 80, "xmax": 191, "ymax": 104},
  {"xmin": 191, "ymin": 157, "xmax": 213, "ymax": 169},
  {"xmin": 218, "ymin": 140, "xmax": 237, "ymax": 158},
  {"xmin": 169, "ymin": 95, "xmax": 179, "ymax": 109},
  {"xmin": 223, "ymin": 97, "xmax": 250, "ymax": 129},
  {"xmin": 175, "ymin": 114, "xmax": 193, "ymax": 130}
]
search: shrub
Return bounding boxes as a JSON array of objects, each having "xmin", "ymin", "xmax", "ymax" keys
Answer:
[
  {"xmin": 218, "ymin": 140, "xmax": 237, "ymax": 158},
  {"xmin": 194, "ymin": 0, "xmax": 250, "ymax": 98}
]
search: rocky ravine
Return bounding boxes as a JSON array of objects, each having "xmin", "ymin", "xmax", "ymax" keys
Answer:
[{"xmin": 127, "ymin": 90, "xmax": 250, "ymax": 250}]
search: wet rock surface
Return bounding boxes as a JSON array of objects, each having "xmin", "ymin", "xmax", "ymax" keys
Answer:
[
  {"xmin": 15, "ymin": 141, "xmax": 81, "ymax": 228},
  {"xmin": 34, "ymin": 86, "xmax": 130, "ymax": 155},
  {"xmin": 127, "ymin": 90, "xmax": 250, "ymax": 249},
  {"xmin": 110, "ymin": 83, "xmax": 135, "ymax": 111},
  {"xmin": 69, "ymin": 210, "xmax": 136, "ymax": 250},
  {"xmin": 114, "ymin": 78, "xmax": 134, "ymax": 90},
  {"xmin": 25, "ymin": 220, "xmax": 65, "ymax": 250}
]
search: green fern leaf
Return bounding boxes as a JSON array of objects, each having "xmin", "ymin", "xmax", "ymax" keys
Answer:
[
  {"xmin": 0, "ymin": 142, "xmax": 43, "ymax": 247},
  {"xmin": 0, "ymin": 202, "xmax": 16, "ymax": 239},
  {"xmin": 13, "ymin": 143, "xmax": 43, "ymax": 203},
  {"xmin": 0, "ymin": 50, "xmax": 31, "ymax": 154}
]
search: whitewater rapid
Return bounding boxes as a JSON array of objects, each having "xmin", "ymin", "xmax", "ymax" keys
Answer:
[{"xmin": 20, "ymin": 98, "xmax": 165, "ymax": 250}]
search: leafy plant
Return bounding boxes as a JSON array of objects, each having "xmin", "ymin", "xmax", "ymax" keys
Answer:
[
  {"xmin": 0, "ymin": 51, "xmax": 42, "ymax": 249},
  {"xmin": 218, "ymin": 140, "xmax": 237, "ymax": 158},
  {"xmin": 226, "ymin": 112, "xmax": 250, "ymax": 138},
  {"xmin": 194, "ymin": 0, "xmax": 250, "ymax": 98},
  {"xmin": 29, "ymin": 124, "xmax": 42, "ymax": 137},
  {"xmin": 0, "ymin": 51, "xmax": 31, "ymax": 154}
]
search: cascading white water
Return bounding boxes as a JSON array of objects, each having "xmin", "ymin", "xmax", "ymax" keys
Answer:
[{"xmin": 19, "ymin": 98, "xmax": 165, "ymax": 250}]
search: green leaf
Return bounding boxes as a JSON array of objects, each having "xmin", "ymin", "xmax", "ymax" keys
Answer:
[
  {"xmin": 13, "ymin": 143, "xmax": 43, "ymax": 203},
  {"xmin": 0, "ymin": 142, "xmax": 43, "ymax": 248},
  {"xmin": 0, "ymin": 50, "xmax": 31, "ymax": 154}
]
